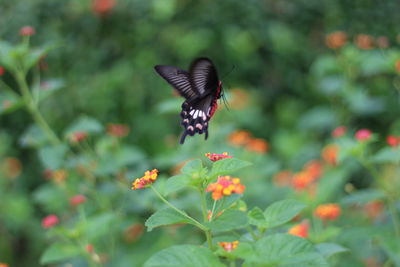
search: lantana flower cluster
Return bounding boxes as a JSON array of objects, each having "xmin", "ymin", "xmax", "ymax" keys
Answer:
[
  {"xmin": 205, "ymin": 152, "xmax": 232, "ymax": 162},
  {"xmin": 131, "ymin": 169, "xmax": 159, "ymax": 190},
  {"xmin": 206, "ymin": 176, "xmax": 245, "ymax": 200},
  {"xmin": 288, "ymin": 220, "xmax": 309, "ymax": 238},
  {"xmin": 218, "ymin": 241, "xmax": 239, "ymax": 252},
  {"xmin": 314, "ymin": 203, "xmax": 341, "ymax": 221}
]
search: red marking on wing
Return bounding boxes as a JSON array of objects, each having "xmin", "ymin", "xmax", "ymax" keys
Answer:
[{"xmin": 209, "ymin": 81, "xmax": 222, "ymax": 118}]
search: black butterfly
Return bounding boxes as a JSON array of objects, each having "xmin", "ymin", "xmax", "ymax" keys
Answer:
[{"xmin": 154, "ymin": 58, "xmax": 223, "ymax": 144}]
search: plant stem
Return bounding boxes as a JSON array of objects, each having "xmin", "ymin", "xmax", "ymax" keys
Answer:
[
  {"xmin": 150, "ymin": 186, "xmax": 207, "ymax": 232},
  {"xmin": 209, "ymin": 200, "xmax": 217, "ymax": 222},
  {"xmin": 199, "ymin": 188, "xmax": 214, "ymax": 250},
  {"xmin": 15, "ymin": 72, "xmax": 60, "ymax": 145}
]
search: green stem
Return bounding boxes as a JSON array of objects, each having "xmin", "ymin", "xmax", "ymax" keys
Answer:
[
  {"xmin": 388, "ymin": 198, "xmax": 400, "ymax": 238},
  {"xmin": 199, "ymin": 188, "xmax": 213, "ymax": 249},
  {"xmin": 150, "ymin": 186, "xmax": 207, "ymax": 232},
  {"xmin": 15, "ymin": 72, "xmax": 60, "ymax": 145},
  {"xmin": 246, "ymin": 226, "xmax": 258, "ymax": 240},
  {"xmin": 209, "ymin": 200, "xmax": 217, "ymax": 222}
]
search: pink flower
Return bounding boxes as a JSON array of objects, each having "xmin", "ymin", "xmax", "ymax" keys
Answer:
[
  {"xmin": 387, "ymin": 135, "xmax": 400, "ymax": 147},
  {"xmin": 205, "ymin": 152, "xmax": 232, "ymax": 162},
  {"xmin": 69, "ymin": 131, "xmax": 88, "ymax": 143},
  {"xmin": 70, "ymin": 195, "xmax": 86, "ymax": 206},
  {"xmin": 0, "ymin": 66, "xmax": 4, "ymax": 76},
  {"xmin": 42, "ymin": 214, "xmax": 59, "ymax": 228},
  {"xmin": 19, "ymin": 26, "xmax": 36, "ymax": 36},
  {"xmin": 355, "ymin": 129, "xmax": 372, "ymax": 141},
  {"xmin": 332, "ymin": 126, "xmax": 346, "ymax": 138}
]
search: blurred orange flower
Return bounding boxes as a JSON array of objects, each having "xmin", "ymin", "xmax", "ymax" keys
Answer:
[
  {"xmin": 218, "ymin": 241, "xmax": 239, "ymax": 252},
  {"xmin": 229, "ymin": 88, "xmax": 250, "ymax": 109},
  {"xmin": 363, "ymin": 200, "xmax": 384, "ymax": 220},
  {"xmin": 273, "ymin": 170, "xmax": 293, "ymax": 187},
  {"xmin": 354, "ymin": 34, "xmax": 374, "ymax": 50},
  {"xmin": 291, "ymin": 171, "xmax": 314, "ymax": 191},
  {"xmin": 2, "ymin": 157, "xmax": 22, "ymax": 179},
  {"xmin": 322, "ymin": 144, "xmax": 339, "ymax": 166},
  {"xmin": 131, "ymin": 169, "xmax": 158, "ymax": 190},
  {"xmin": 124, "ymin": 224, "xmax": 145, "ymax": 243},
  {"xmin": 304, "ymin": 160, "xmax": 323, "ymax": 181},
  {"xmin": 228, "ymin": 130, "xmax": 252, "ymax": 146},
  {"xmin": 52, "ymin": 169, "xmax": 68, "ymax": 184},
  {"xmin": 0, "ymin": 263, "xmax": 9, "ymax": 267},
  {"xmin": 107, "ymin": 123, "xmax": 130, "ymax": 137},
  {"xmin": 205, "ymin": 152, "xmax": 232, "ymax": 162},
  {"xmin": 92, "ymin": 0, "xmax": 116, "ymax": 15},
  {"xmin": 314, "ymin": 203, "xmax": 341, "ymax": 221},
  {"xmin": 245, "ymin": 138, "xmax": 269, "ymax": 154},
  {"xmin": 288, "ymin": 220, "xmax": 309, "ymax": 238},
  {"xmin": 325, "ymin": 31, "xmax": 347, "ymax": 49},
  {"xmin": 395, "ymin": 59, "xmax": 400, "ymax": 73},
  {"xmin": 206, "ymin": 176, "xmax": 245, "ymax": 200}
]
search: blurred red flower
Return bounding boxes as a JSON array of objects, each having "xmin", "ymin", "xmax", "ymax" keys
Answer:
[
  {"xmin": 0, "ymin": 263, "xmax": 9, "ymax": 267},
  {"xmin": 363, "ymin": 200, "xmax": 384, "ymax": 220},
  {"xmin": 332, "ymin": 126, "xmax": 346, "ymax": 138},
  {"xmin": 395, "ymin": 60, "xmax": 400, "ymax": 73},
  {"xmin": 19, "ymin": 26, "xmax": 36, "ymax": 36},
  {"xmin": 70, "ymin": 194, "xmax": 86, "ymax": 206},
  {"xmin": 86, "ymin": 244, "xmax": 94, "ymax": 253},
  {"xmin": 92, "ymin": 0, "xmax": 116, "ymax": 16},
  {"xmin": 355, "ymin": 129, "xmax": 372, "ymax": 141},
  {"xmin": 123, "ymin": 224, "xmax": 145, "ymax": 243},
  {"xmin": 107, "ymin": 123, "xmax": 130, "ymax": 137},
  {"xmin": 0, "ymin": 66, "xmax": 4, "ymax": 76},
  {"xmin": 386, "ymin": 135, "xmax": 400, "ymax": 147},
  {"xmin": 354, "ymin": 34, "xmax": 374, "ymax": 50},
  {"xmin": 205, "ymin": 152, "xmax": 232, "ymax": 162},
  {"xmin": 42, "ymin": 214, "xmax": 59, "ymax": 228},
  {"xmin": 376, "ymin": 36, "xmax": 389, "ymax": 48},
  {"xmin": 273, "ymin": 170, "xmax": 293, "ymax": 187},
  {"xmin": 325, "ymin": 31, "xmax": 347, "ymax": 49},
  {"xmin": 218, "ymin": 241, "xmax": 239, "ymax": 252},
  {"xmin": 69, "ymin": 131, "xmax": 88, "ymax": 143},
  {"xmin": 2, "ymin": 157, "xmax": 22, "ymax": 179}
]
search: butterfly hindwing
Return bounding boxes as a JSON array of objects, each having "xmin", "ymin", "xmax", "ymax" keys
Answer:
[
  {"xmin": 154, "ymin": 65, "xmax": 198, "ymax": 100},
  {"xmin": 189, "ymin": 58, "xmax": 219, "ymax": 97}
]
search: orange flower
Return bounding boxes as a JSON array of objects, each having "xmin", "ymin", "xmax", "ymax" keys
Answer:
[
  {"xmin": 322, "ymin": 144, "xmax": 339, "ymax": 166},
  {"xmin": 205, "ymin": 152, "xmax": 232, "ymax": 162},
  {"xmin": 2, "ymin": 157, "xmax": 22, "ymax": 179},
  {"xmin": 288, "ymin": 220, "xmax": 309, "ymax": 238},
  {"xmin": 69, "ymin": 194, "xmax": 86, "ymax": 206},
  {"xmin": 92, "ymin": 0, "xmax": 116, "ymax": 15},
  {"xmin": 107, "ymin": 123, "xmax": 130, "ymax": 137},
  {"xmin": 304, "ymin": 160, "xmax": 323, "ymax": 181},
  {"xmin": 314, "ymin": 203, "xmax": 341, "ymax": 221},
  {"xmin": 395, "ymin": 59, "xmax": 400, "ymax": 73},
  {"xmin": 229, "ymin": 89, "xmax": 250, "ymax": 109},
  {"xmin": 291, "ymin": 171, "xmax": 314, "ymax": 191},
  {"xmin": 131, "ymin": 169, "xmax": 159, "ymax": 190},
  {"xmin": 363, "ymin": 200, "xmax": 384, "ymax": 220},
  {"xmin": 332, "ymin": 126, "xmax": 346, "ymax": 138},
  {"xmin": 273, "ymin": 170, "xmax": 293, "ymax": 187},
  {"xmin": 19, "ymin": 25, "xmax": 35, "ymax": 36},
  {"xmin": 0, "ymin": 263, "xmax": 9, "ymax": 267},
  {"xmin": 245, "ymin": 138, "xmax": 269, "ymax": 154},
  {"xmin": 218, "ymin": 241, "xmax": 239, "ymax": 252},
  {"xmin": 354, "ymin": 34, "xmax": 374, "ymax": 50},
  {"xmin": 355, "ymin": 129, "xmax": 372, "ymax": 141},
  {"xmin": 227, "ymin": 130, "xmax": 252, "ymax": 146},
  {"xmin": 325, "ymin": 31, "xmax": 348, "ymax": 49},
  {"xmin": 69, "ymin": 131, "xmax": 88, "ymax": 143},
  {"xmin": 42, "ymin": 214, "xmax": 59, "ymax": 228},
  {"xmin": 52, "ymin": 169, "xmax": 68, "ymax": 184},
  {"xmin": 206, "ymin": 176, "xmax": 245, "ymax": 200}
]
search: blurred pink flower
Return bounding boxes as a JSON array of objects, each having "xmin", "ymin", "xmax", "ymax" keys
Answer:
[
  {"xmin": 19, "ymin": 26, "xmax": 36, "ymax": 36},
  {"xmin": 70, "ymin": 195, "xmax": 86, "ymax": 206},
  {"xmin": 0, "ymin": 66, "xmax": 4, "ymax": 76},
  {"xmin": 355, "ymin": 129, "xmax": 372, "ymax": 141},
  {"xmin": 42, "ymin": 214, "xmax": 59, "ymax": 228},
  {"xmin": 332, "ymin": 126, "xmax": 346, "ymax": 138}
]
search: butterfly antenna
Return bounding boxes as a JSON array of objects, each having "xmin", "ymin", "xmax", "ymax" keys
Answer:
[
  {"xmin": 221, "ymin": 65, "xmax": 236, "ymax": 80},
  {"xmin": 221, "ymin": 90, "xmax": 230, "ymax": 110}
]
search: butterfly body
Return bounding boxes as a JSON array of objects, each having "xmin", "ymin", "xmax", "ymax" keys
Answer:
[{"xmin": 154, "ymin": 58, "xmax": 222, "ymax": 144}]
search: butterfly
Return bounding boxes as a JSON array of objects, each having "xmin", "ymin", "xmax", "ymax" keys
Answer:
[{"xmin": 154, "ymin": 58, "xmax": 224, "ymax": 144}]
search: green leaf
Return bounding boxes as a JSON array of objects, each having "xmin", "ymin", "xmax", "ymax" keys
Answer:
[
  {"xmin": 64, "ymin": 115, "xmax": 103, "ymax": 137},
  {"xmin": 33, "ymin": 79, "xmax": 65, "ymax": 103},
  {"xmin": 208, "ymin": 209, "xmax": 248, "ymax": 233},
  {"xmin": 209, "ymin": 158, "xmax": 251, "ymax": 178},
  {"xmin": 164, "ymin": 175, "xmax": 191, "ymax": 196},
  {"xmin": 86, "ymin": 212, "xmax": 117, "ymax": 239},
  {"xmin": 38, "ymin": 144, "xmax": 68, "ymax": 169},
  {"xmin": 243, "ymin": 234, "xmax": 328, "ymax": 267},
  {"xmin": 181, "ymin": 159, "xmax": 203, "ymax": 174},
  {"xmin": 0, "ymin": 41, "xmax": 17, "ymax": 72},
  {"xmin": 144, "ymin": 245, "xmax": 224, "ymax": 267},
  {"xmin": 316, "ymin": 243, "xmax": 349, "ymax": 259},
  {"xmin": 40, "ymin": 242, "xmax": 80, "ymax": 264},
  {"xmin": 145, "ymin": 208, "xmax": 194, "ymax": 231},
  {"xmin": 341, "ymin": 189, "xmax": 386, "ymax": 205},
  {"xmin": 370, "ymin": 147, "xmax": 400, "ymax": 163},
  {"xmin": 247, "ymin": 207, "xmax": 266, "ymax": 228},
  {"xmin": 0, "ymin": 89, "xmax": 24, "ymax": 115},
  {"xmin": 264, "ymin": 199, "xmax": 306, "ymax": 228},
  {"xmin": 24, "ymin": 46, "xmax": 52, "ymax": 71}
]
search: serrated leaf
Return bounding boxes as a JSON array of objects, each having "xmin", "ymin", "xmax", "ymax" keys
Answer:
[
  {"xmin": 208, "ymin": 209, "xmax": 248, "ymax": 233},
  {"xmin": 247, "ymin": 207, "xmax": 266, "ymax": 228},
  {"xmin": 341, "ymin": 189, "xmax": 386, "ymax": 205},
  {"xmin": 263, "ymin": 199, "xmax": 306, "ymax": 228},
  {"xmin": 38, "ymin": 144, "xmax": 68, "ymax": 169},
  {"xmin": 164, "ymin": 175, "xmax": 191, "ymax": 196},
  {"xmin": 316, "ymin": 243, "xmax": 349, "ymax": 258},
  {"xmin": 40, "ymin": 242, "xmax": 80, "ymax": 264},
  {"xmin": 209, "ymin": 158, "xmax": 251, "ymax": 178},
  {"xmin": 145, "ymin": 208, "xmax": 194, "ymax": 231},
  {"xmin": 144, "ymin": 245, "xmax": 224, "ymax": 267},
  {"xmin": 243, "ymin": 234, "xmax": 328, "ymax": 267}
]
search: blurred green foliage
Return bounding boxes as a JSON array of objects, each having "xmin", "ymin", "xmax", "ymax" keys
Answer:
[{"xmin": 1, "ymin": 0, "xmax": 400, "ymax": 266}]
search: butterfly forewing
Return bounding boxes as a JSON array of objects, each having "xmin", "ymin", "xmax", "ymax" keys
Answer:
[
  {"xmin": 189, "ymin": 58, "xmax": 219, "ymax": 97},
  {"xmin": 154, "ymin": 65, "xmax": 199, "ymax": 100}
]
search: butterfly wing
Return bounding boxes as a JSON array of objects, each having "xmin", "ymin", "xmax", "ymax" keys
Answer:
[
  {"xmin": 189, "ymin": 58, "xmax": 219, "ymax": 97},
  {"xmin": 154, "ymin": 65, "xmax": 199, "ymax": 100},
  {"xmin": 179, "ymin": 94, "xmax": 217, "ymax": 144}
]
